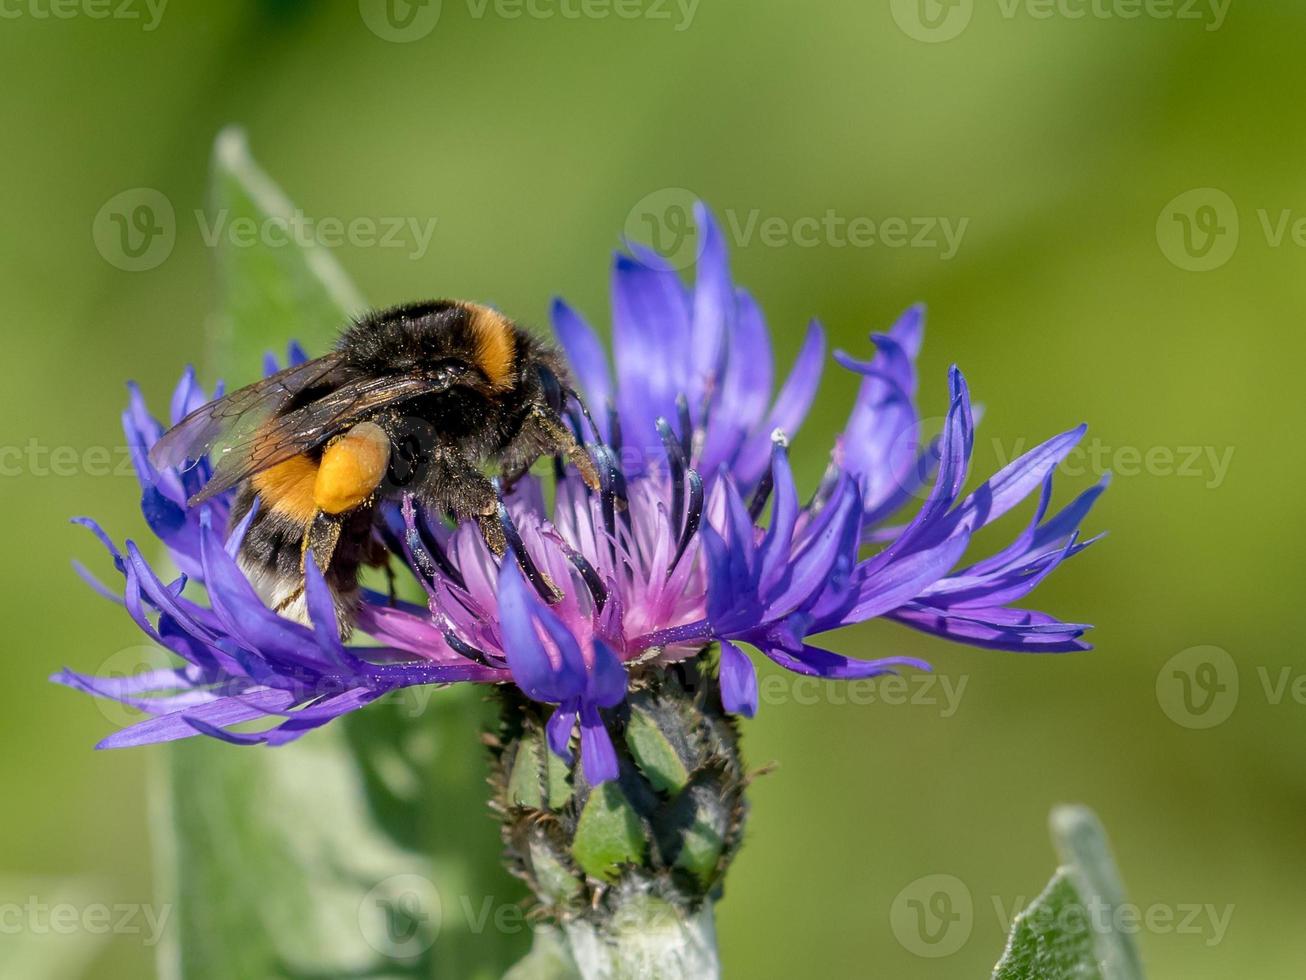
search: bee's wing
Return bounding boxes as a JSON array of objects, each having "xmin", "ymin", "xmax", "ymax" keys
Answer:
[
  {"xmin": 189, "ymin": 372, "xmax": 441, "ymax": 505},
  {"xmin": 150, "ymin": 353, "xmax": 350, "ymax": 470}
]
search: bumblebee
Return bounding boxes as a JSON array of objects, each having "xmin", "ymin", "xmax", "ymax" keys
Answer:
[{"xmin": 151, "ymin": 300, "xmax": 598, "ymax": 635}]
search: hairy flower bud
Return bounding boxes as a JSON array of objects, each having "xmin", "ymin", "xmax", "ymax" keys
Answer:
[{"xmin": 490, "ymin": 654, "xmax": 747, "ymax": 956}]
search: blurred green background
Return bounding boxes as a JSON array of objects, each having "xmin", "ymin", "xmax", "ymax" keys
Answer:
[{"xmin": 2, "ymin": 1, "xmax": 1301, "ymax": 976}]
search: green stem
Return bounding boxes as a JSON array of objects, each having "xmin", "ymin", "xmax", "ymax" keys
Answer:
[{"xmin": 562, "ymin": 892, "xmax": 720, "ymax": 980}]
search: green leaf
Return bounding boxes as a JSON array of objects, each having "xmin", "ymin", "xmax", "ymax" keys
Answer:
[
  {"xmin": 624, "ymin": 706, "xmax": 690, "ymax": 795},
  {"xmin": 668, "ymin": 783, "xmax": 728, "ymax": 887},
  {"xmin": 156, "ymin": 729, "xmax": 439, "ymax": 980},
  {"xmin": 992, "ymin": 870, "xmax": 1102, "ymax": 980},
  {"xmin": 572, "ymin": 782, "xmax": 647, "ymax": 882},
  {"xmin": 151, "ymin": 129, "xmax": 527, "ymax": 980},
  {"xmin": 0, "ymin": 876, "xmax": 110, "ymax": 979},
  {"xmin": 1050, "ymin": 805, "xmax": 1147, "ymax": 980},
  {"xmin": 508, "ymin": 733, "xmax": 546, "ymax": 809},
  {"xmin": 207, "ymin": 126, "xmax": 365, "ymax": 380},
  {"xmin": 991, "ymin": 805, "xmax": 1146, "ymax": 980}
]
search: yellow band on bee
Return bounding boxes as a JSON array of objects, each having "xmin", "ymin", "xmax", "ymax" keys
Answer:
[
  {"xmin": 252, "ymin": 454, "xmax": 319, "ymax": 522},
  {"xmin": 314, "ymin": 421, "xmax": 391, "ymax": 515},
  {"xmin": 466, "ymin": 304, "xmax": 517, "ymax": 391}
]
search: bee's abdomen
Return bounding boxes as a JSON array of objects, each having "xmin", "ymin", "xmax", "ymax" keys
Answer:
[
  {"xmin": 229, "ymin": 486, "xmax": 368, "ymax": 635},
  {"xmin": 250, "ymin": 454, "xmax": 319, "ymax": 523}
]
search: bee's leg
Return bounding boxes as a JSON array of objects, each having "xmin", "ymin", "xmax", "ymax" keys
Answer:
[
  {"xmin": 414, "ymin": 446, "xmax": 507, "ymax": 556},
  {"xmin": 502, "ymin": 406, "xmax": 600, "ymax": 492},
  {"xmin": 476, "ymin": 511, "xmax": 508, "ymax": 557},
  {"xmin": 498, "ymin": 458, "xmax": 535, "ymax": 492},
  {"xmin": 365, "ymin": 534, "xmax": 400, "ymax": 607},
  {"xmin": 383, "ymin": 557, "xmax": 398, "ymax": 607},
  {"xmin": 302, "ymin": 510, "xmax": 345, "ymax": 575},
  {"xmin": 275, "ymin": 511, "xmax": 345, "ymax": 616}
]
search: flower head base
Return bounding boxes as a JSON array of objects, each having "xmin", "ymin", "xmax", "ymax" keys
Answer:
[{"xmin": 57, "ymin": 205, "xmax": 1104, "ymax": 803}]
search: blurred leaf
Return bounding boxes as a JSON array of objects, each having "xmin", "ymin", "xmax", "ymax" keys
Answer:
[
  {"xmin": 1050, "ymin": 806, "xmax": 1146, "ymax": 980},
  {"xmin": 152, "ymin": 129, "xmax": 526, "ymax": 980},
  {"xmin": 207, "ymin": 126, "xmax": 365, "ymax": 381},
  {"xmin": 991, "ymin": 805, "xmax": 1145, "ymax": 980},
  {"xmin": 502, "ymin": 927, "xmax": 580, "ymax": 980},
  {"xmin": 0, "ymin": 877, "xmax": 109, "ymax": 980}
]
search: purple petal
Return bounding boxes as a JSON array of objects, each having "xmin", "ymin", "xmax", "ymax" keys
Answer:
[
  {"xmin": 891, "ymin": 603, "xmax": 1091, "ymax": 653},
  {"xmin": 837, "ymin": 320, "xmax": 923, "ymax": 516},
  {"xmin": 497, "ymin": 555, "xmax": 585, "ymax": 703},
  {"xmin": 585, "ymin": 640, "xmax": 629, "ymax": 708},
  {"xmin": 579, "ymin": 703, "xmax": 618, "ymax": 784},
  {"xmin": 261, "ymin": 688, "xmax": 389, "ymax": 746},
  {"xmin": 719, "ymin": 641, "xmax": 758, "ymax": 717},
  {"xmin": 702, "ymin": 523, "xmax": 759, "ymax": 632},
  {"xmin": 611, "ymin": 253, "xmax": 691, "ymax": 457},
  {"xmin": 762, "ymin": 476, "xmax": 860, "ymax": 620},
  {"xmin": 546, "ymin": 703, "xmax": 577, "ymax": 763},
  {"xmin": 550, "ymin": 298, "xmax": 613, "ymax": 441},
  {"xmin": 688, "ymin": 202, "xmax": 732, "ymax": 410},
  {"xmin": 950, "ymin": 425, "xmax": 1087, "ymax": 534},
  {"xmin": 302, "ymin": 554, "xmax": 355, "ymax": 667},
  {"xmin": 846, "ymin": 524, "xmax": 974, "ymax": 623},
  {"xmin": 197, "ymin": 520, "xmax": 333, "ymax": 673},
  {"xmin": 700, "ymin": 288, "xmax": 772, "ymax": 475},
  {"xmin": 96, "ymin": 687, "xmax": 297, "ymax": 748},
  {"xmin": 734, "ymin": 318, "xmax": 826, "ymax": 486},
  {"xmin": 759, "ymin": 640, "xmax": 931, "ymax": 680},
  {"xmin": 168, "ymin": 365, "xmax": 204, "ymax": 426},
  {"xmin": 72, "ymin": 559, "xmax": 124, "ymax": 605},
  {"xmin": 184, "ymin": 715, "xmax": 268, "ymax": 745}
]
